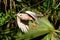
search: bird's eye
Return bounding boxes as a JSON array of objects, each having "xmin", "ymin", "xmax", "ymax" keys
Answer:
[{"xmin": 20, "ymin": 14, "xmax": 22, "ymax": 16}]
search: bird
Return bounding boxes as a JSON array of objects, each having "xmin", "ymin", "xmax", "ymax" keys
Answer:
[{"xmin": 17, "ymin": 11, "xmax": 37, "ymax": 33}]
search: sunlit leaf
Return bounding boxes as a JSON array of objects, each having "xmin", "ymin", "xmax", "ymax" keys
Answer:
[
  {"xmin": 36, "ymin": 17, "xmax": 54, "ymax": 30},
  {"xmin": 17, "ymin": 0, "xmax": 22, "ymax": 2},
  {"xmin": 41, "ymin": 33, "xmax": 51, "ymax": 40}
]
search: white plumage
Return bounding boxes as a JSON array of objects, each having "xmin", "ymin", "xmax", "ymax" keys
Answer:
[
  {"xmin": 17, "ymin": 11, "xmax": 37, "ymax": 33},
  {"xmin": 17, "ymin": 16, "xmax": 29, "ymax": 33}
]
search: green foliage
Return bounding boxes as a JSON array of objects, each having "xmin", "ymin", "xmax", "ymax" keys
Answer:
[
  {"xmin": 0, "ymin": 0, "xmax": 60, "ymax": 40},
  {"xmin": 0, "ymin": 11, "xmax": 10, "ymax": 26}
]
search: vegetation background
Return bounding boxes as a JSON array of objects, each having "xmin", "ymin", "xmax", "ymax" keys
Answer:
[{"xmin": 0, "ymin": 0, "xmax": 60, "ymax": 40}]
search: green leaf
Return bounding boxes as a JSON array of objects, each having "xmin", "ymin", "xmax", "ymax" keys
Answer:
[
  {"xmin": 36, "ymin": 17, "xmax": 54, "ymax": 29},
  {"xmin": 17, "ymin": 0, "xmax": 22, "ymax": 2},
  {"xmin": 23, "ymin": 29, "xmax": 49, "ymax": 39},
  {"xmin": 51, "ymin": 33, "xmax": 58, "ymax": 40},
  {"xmin": 42, "ymin": 32, "xmax": 59, "ymax": 40},
  {"xmin": 41, "ymin": 33, "xmax": 51, "ymax": 40}
]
